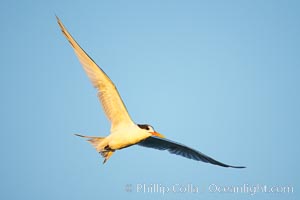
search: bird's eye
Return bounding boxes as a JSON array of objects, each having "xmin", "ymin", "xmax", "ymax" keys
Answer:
[{"xmin": 147, "ymin": 126, "xmax": 154, "ymax": 132}]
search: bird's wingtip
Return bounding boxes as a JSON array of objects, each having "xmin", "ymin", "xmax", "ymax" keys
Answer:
[
  {"xmin": 55, "ymin": 15, "xmax": 61, "ymax": 22},
  {"xmin": 229, "ymin": 165, "xmax": 246, "ymax": 169},
  {"xmin": 74, "ymin": 133, "xmax": 85, "ymax": 137}
]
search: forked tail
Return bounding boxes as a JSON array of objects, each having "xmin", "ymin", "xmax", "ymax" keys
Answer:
[{"xmin": 74, "ymin": 134, "xmax": 114, "ymax": 164}]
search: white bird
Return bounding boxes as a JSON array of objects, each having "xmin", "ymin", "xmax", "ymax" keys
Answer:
[{"xmin": 57, "ymin": 17, "xmax": 245, "ymax": 168}]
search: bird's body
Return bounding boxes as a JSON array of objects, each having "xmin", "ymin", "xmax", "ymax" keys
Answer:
[
  {"xmin": 57, "ymin": 17, "xmax": 245, "ymax": 168},
  {"xmin": 104, "ymin": 124, "xmax": 151, "ymax": 150}
]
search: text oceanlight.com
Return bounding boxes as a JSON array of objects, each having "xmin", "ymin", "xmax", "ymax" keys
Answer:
[{"xmin": 129, "ymin": 183, "xmax": 294, "ymax": 195}]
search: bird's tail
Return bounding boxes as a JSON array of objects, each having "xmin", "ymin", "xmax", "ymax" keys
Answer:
[{"xmin": 74, "ymin": 134, "xmax": 114, "ymax": 164}]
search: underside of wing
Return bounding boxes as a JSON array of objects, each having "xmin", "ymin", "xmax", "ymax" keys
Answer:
[
  {"xmin": 138, "ymin": 136, "xmax": 245, "ymax": 168},
  {"xmin": 57, "ymin": 17, "xmax": 134, "ymax": 129}
]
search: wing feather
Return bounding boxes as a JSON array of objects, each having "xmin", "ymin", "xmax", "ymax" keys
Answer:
[
  {"xmin": 57, "ymin": 17, "xmax": 134, "ymax": 129},
  {"xmin": 138, "ymin": 136, "xmax": 245, "ymax": 168}
]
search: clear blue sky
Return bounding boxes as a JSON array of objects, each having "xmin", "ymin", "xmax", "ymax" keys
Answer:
[{"xmin": 1, "ymin": 0, "xmax": 299, "ymax": 199}]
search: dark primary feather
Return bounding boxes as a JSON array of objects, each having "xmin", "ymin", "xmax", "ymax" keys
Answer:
[{"xmin": 138, "ymin": 136, "xmax": 245, "ymax": 168}]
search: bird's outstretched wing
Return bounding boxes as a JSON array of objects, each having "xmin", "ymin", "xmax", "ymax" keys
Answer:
[
  {"xmin": 138, "ymin": 136, "xmax": 245, "ymax": 168},
  {"xmin": 57, "ymin": 17, "xmax": 134, "ymax": 130}
]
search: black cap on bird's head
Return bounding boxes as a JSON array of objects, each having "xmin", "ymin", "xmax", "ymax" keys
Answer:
[{"xmin": 137, "ymin": 124, "xmax": 165, "ymax": 138}]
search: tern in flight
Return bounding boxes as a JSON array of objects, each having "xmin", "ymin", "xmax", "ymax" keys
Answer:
[{"xmin": 57, "ymin": 17, "xmax": 245, "ymax": 168}]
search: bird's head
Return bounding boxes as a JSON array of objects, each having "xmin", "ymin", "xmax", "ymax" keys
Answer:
[{"xmin": 137, "ymin": 124, "xmax": 165, "ymax": 138}]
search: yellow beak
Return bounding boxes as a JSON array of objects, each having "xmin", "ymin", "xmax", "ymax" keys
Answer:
[{"xmin": 151, "ymin": 131, "xmax": 165, "ymax": 138}]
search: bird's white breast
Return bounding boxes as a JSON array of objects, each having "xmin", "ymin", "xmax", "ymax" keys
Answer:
[{"xmin": 107, "ymin": 124, "xmax": 151, "ymax": 150}]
